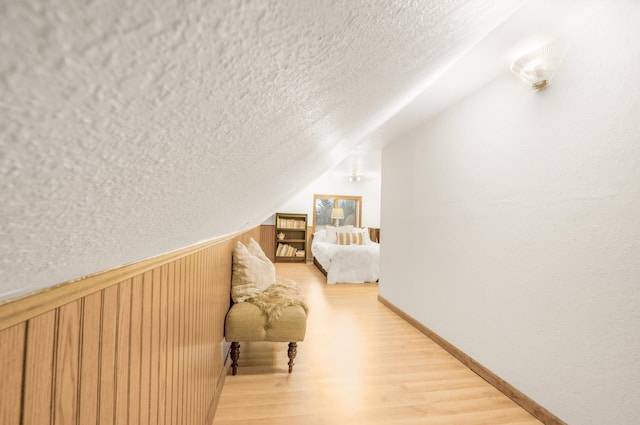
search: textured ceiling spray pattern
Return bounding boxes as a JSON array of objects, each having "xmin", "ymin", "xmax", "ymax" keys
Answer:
[{"xmin": 0, "ymin": 0, "xmax": 523, "ymax": 299}]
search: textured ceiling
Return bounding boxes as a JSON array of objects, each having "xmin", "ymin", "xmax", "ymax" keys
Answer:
[{"xmin": 1, "ymin": 0, "xmax": 538, "ymax": 300}]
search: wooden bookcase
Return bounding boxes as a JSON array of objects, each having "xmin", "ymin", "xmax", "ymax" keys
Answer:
[{"xmin": 274, "ymin": 213, "xmax": 307, "ymax": 263}]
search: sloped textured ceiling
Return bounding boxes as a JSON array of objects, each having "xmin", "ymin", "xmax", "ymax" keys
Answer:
[{"xmin": 0, "ymin": 0, "xmax": 525, "ymax": 300}]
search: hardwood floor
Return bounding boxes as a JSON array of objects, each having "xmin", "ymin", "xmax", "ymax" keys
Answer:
[{"xmin": 213, "ymin": 263, "xmax": 541, "ymax": 425}]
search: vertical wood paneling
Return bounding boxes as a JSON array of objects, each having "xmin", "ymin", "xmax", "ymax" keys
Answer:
[
  {"xmin": 214, "ymin": 239, "xmax": 233, "ymax": 377},
  {"xmin": 148, "ymin": 269, "xmax": 161, "ymax": 425},
  {"xmin": 79, "ymin": 292, "xmax": 101, "ymax": 424},
  {"xmin": 181, "ymin": 256, "xmax": 193, "ymax": 424},
  {"xmin": 260, "ymin": 224, "xmax": 276, "ymax": 261},
  {"xmin": 128, "ymin": 275, "xmax": 143, "ymax": 425},
  {"xmin": 212, "ymin": 244, "xmax": 223, "ymax": 385},
  {"xmin": 23, "ymin": 311, "xmax": 56, "ymax": 425},
  {"xmin": 115, "ymin": 280, "xmax": 132, "ymax": 425},
  {"xmin": 215, "ymin": 237, "xmax": 227, "ymax": 400},
  {"xmin": 157, "ymin": 264, "xmax": 169, "ymax": 425},
  {"xmin": 54, "ymin": 300, "xmax": 81, "ymax": 425},
  {"xmin": 176, "ymin": 257, "xmax": 186, "ymax": 425},
  {"xmin": 196, "ymin": 251, "xmax": 204, "ymax": 423},
  {"xmin": 199, "ymin": 250, "xmax": 208, "ymax": 421},
  {"xmin": 171, "ymin": 260, "xmax": 183, "ymax": 424},
  {"xmin": 0, "ymin": 227, "xmax": 262, "ymax": 425},
  {"xmin": 190, "ymin": 252, "xmax": 197, "ymax": 421},
  {"xmin": 204, "ymin": 247, "xmax": 216, "ymax": 407},
  {"xmin": 184, "ymin": 255, "xmax": 196, "ymax": 423},
  {"xmin": 99, "ymin": 285, "xmax": 118, "ymax": 425},
  {"xmin": 166, "ymin": 261, "xmax": 177, "ymax": 425},
  {"xmin": 0, "ymin": 322, "xmax": 26, "ymax": 425},
  {"xmin": 192, "ymin": 252, "xmax": 201, "ymax": 422},
  {"xmin": 139, "ymin": 271, "xmax": 153, "ymax": 425},
  {"xmin": 192, "ymin": 252, "xmax": 199, "ymax": 422}
]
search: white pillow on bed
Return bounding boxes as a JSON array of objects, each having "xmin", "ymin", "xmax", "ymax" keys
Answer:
[
  {"xmin": 326, "ymin": 225, "xmax": 353, "ymax": 244},
  {"xmin": 313, "ymin": 229, "xmax": 327, "ymax": 242},
  {"xmin": 325, "ymin": 226, "xmax": 337, "ymax": 243}
]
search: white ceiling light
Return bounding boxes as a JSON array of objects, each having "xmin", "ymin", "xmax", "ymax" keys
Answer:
[
  {"xmin": 348, "ymin": 174, "xmax": 361, "ymax": 182},
  {"xmin": 511, "ymin": 40, "xmax": 570, "ymax": 91}
]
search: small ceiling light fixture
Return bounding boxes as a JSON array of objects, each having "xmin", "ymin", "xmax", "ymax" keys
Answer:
[
  {"xmin": 348, "ymin": 174, "xmax": 361, "ymax": 182},
  {"xmin": 511, "ymin": 41, "xmax": 569, "ymax": 91}
]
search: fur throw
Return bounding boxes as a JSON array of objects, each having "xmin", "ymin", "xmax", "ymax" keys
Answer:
[{"xmin": 245, "ymin": 277, "xmax": 308, "ymax": 323}]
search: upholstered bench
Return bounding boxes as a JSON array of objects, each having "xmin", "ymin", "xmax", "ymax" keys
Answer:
[
  {"xmin": 225, "ymin": 238, "xmax": 308, "ymax": 375},
  {"xmin": 225, "ymin": 302, "xmax": 307, "ymax": 374}
]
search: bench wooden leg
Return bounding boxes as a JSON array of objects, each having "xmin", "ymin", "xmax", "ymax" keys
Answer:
[
  {"xmin": 288, "ymin": 342, "xmax": 297, "ymax": 373},
  {"xmin": 231, "ymin": 342, "xmax": 240, "ymax": 375}
]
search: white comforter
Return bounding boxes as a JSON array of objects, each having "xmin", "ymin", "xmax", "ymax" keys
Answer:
[{"xmin": 311, "ymin": 230, "xmax": 380, "ymax": 284}]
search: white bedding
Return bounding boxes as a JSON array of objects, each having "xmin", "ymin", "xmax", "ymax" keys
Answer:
[{"xmin": 311, "ymin": 229, "xmax": 379, "ymax": 284}]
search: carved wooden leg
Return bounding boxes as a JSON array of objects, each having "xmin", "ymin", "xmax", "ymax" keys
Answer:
[
  {"xmin": 288, "ymin": 342, "xmax": 297, "ymax": 373},
  {"xmin": 231, "ymin": 342, "xmax": 240, "ymax": 375}
]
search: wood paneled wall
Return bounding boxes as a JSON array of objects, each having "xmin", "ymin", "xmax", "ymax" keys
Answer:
[
  {"xmin": 0, "ymin": 227, "xmax": 260, "ymax": 425},
  {"xmin": 259, "ymin": 225, "xmax": 276, "ymax": 262}
]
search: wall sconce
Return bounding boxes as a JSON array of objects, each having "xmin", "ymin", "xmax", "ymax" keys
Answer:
[
  {"xmin": 511, "ymin": 41, "xmax": 569, "ymax": 91},
  {"xmin": 348, "ymin": 174, "xmax": 361, "ymax": 182},
  {"xmin": 331, "ymin": 208, "xmax": 344, "ymax": 226}
]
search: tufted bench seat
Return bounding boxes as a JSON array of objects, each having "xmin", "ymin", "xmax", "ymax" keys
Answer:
[
  {"xmin": 225, "ymin": 237, "xmax": 308, "ymax": 375},
  {"xmin": 225, "ymin": 302, "xmax": 307, "ymax": 374}
]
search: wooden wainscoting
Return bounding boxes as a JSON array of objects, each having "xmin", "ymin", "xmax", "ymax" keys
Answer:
[
  {"xmin": 259, "ymin": 224, "xmax": 276, "ymax": 262},
  {"xmin": 0, "ymin": 227, "xmax": 260, "ymax": 425}
]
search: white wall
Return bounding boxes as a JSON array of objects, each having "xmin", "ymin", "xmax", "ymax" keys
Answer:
[
  {"xmin": 268, "ymin": 170, "xmax": 381, "ymax": 229},
  {"xmin": 380, "ymin": 3, "xmax": 640, "ymax": 425}
]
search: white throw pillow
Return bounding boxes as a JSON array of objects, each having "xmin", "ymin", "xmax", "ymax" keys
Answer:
[
  {"xmin": 246, "ymin": 237, "xmax": 270, "ymax": 262},
  {"xmin": 327, "ymin": 225, "xmax": 353, "ymax": 244},
  {"xmin": 325, "ymin": 226, "xmax": 338, "ymax": 244},
  {"xmin": 313, "ymin": 229, "xmax": 327, "ymax": 242},
  {"xmin": 231, "ymin": 241, "xmax": 275, "ymax": 303},
  {"xmin": 354, "ymin": 227, "xmax": 371, "ymax": 243}
]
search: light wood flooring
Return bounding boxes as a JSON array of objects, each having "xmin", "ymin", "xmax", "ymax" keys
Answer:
[{"xmin": 213, "ymin": 263, "xmax": 542, "ymax": 425}]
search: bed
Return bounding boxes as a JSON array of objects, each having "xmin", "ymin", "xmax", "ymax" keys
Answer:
[{"xmin": 311, "ymin": 227, "xmax": 379, "ymax": 284}]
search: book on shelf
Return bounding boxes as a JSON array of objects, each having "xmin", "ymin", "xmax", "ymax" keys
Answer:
[
  {"xmin": 276, "ymin": 243, "xmax": 298, "ymax": 257},
  {"xmin": 276, "ymin": 218, "xmax": 306, "ymax": 229}
]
